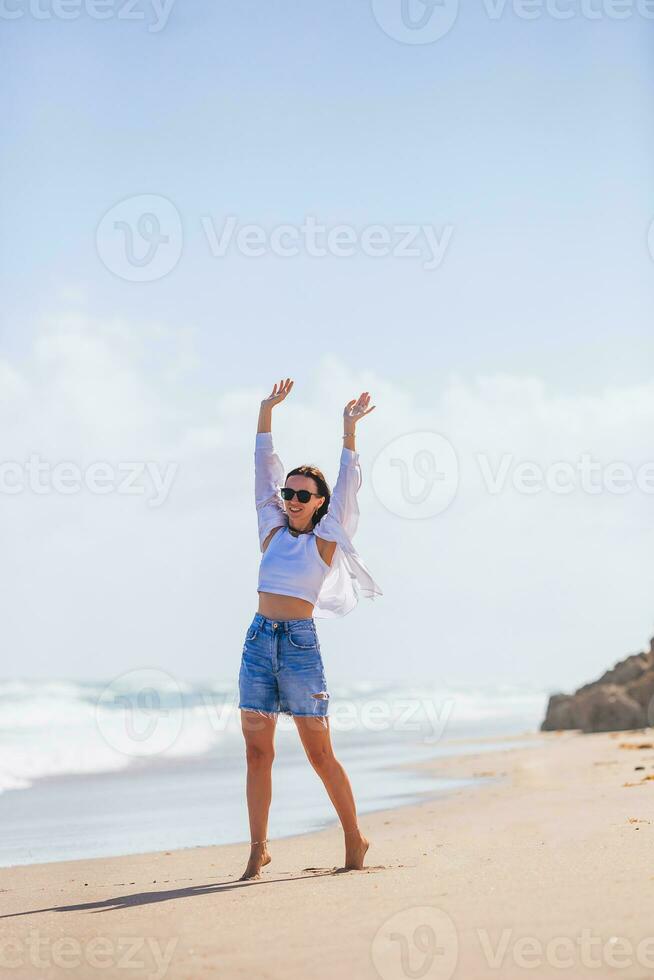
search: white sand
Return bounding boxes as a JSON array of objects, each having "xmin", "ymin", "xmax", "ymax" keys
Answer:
[{"xmin": 2, "ymin": 729, "xmax": 653, "ymax": 979}]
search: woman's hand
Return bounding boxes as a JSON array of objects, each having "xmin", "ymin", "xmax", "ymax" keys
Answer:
[
  {"xmin": 261, "ymin": 378, "xmax": 294, "ymax": 409},
  {"xmin": 343, "ymin": 392, "xmax": 375, "ymax": 430}
]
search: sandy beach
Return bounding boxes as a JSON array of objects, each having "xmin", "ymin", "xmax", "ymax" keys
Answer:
[{"xmin": 2, "ymin": 729, "xmax": 653, "ymax": 980}]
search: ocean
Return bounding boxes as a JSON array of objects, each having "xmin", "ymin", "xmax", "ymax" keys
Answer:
[{"xmin": 0, "ymin": 676, "xmax": 547, "ymax": 867}]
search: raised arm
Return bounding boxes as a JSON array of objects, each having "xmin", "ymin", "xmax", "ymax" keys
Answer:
[
  {"xmin": 316, "ymin": 392, "xmax": 376, "ymax": 541},
  {"xmin": 257, "ymin": 378, "xmax": 293, "ymax": 434},
  {"xmin": 255, "ymin": 379, "xmax": 293, "ymax": 550},
  {"xmin": 324, "ymin": 446, "xmax": 362, "ymax": 540}
]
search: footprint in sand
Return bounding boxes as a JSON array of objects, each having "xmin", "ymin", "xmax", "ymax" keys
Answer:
[{"xmin": 302, "ymin": 865, "xmax": 387, "ymax": 874}]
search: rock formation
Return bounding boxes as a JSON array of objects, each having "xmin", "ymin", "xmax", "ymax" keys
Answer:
[{"xmin": 541, "ymin": 637, "xmax": 654, "ymax": 733}]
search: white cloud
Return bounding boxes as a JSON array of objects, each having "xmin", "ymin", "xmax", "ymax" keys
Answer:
[{"xmin": 2, "ymin": 311, "xmax": 653, "ymax": 693}]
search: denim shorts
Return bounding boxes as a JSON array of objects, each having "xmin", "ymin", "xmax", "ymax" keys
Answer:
[{"xmin": 238, "ymin": 613, "xmax": 329, "ymax": 725}]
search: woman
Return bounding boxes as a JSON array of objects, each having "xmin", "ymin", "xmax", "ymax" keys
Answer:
[{"xmin": 238, "ymin": 377, "xmax": 383, "ymax": 880}]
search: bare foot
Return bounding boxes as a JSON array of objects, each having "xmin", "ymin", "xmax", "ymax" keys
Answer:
[
  {"xmin": 239, "ymin": 842, "xmax": 272, "ymax": 881},
  {"xmin": 344, "ymin": 831, "xmax": 369, "ymax": 870}
]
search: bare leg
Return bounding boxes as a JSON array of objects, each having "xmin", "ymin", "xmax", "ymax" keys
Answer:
[
  {"xmin": 293, "ymin": 715, "xmax": 369, "ymax": 870},
  {"xmin": 239, "ymin": 709, "xmax": 276, "ymax": 880}
]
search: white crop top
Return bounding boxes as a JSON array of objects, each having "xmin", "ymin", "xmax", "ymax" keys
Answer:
[
  {"xmin": 254, "ymin": 431, "xmax": 383, "ymax": 618},
  {"xmin": 257, "ymin": 525, "xmax": 331, "ymax": 605}
]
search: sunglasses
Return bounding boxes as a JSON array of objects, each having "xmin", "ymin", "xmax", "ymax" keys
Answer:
[{"xmin": 280, "ymin": 487, "xmax": 324, "ymax": 503}]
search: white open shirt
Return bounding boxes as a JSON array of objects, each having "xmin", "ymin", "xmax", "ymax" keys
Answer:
[{"xmin": 254, "ymin": 431, "xmax": 383, "ymax": 618}]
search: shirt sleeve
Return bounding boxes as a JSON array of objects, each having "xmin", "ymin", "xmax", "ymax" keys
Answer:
[
  {"xmin": 254, "ymin": 431, "xmax": 287, "ymax": 551},
  {"xmin": 323, "ymin": 446, "xmax": 362, "ymax": 540}
]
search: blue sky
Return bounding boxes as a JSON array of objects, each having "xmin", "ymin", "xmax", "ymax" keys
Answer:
[
  {"xmin": 3, "ymin": 2, "xmax": 653, "ymax": 387},
  {"xmin": 1, "ymin": 1, "xmax": 653, "ymax": 687}
]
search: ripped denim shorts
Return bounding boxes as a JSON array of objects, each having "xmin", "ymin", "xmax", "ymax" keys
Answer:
[{"xmin": 238, "ymin": 612, "xmax": 329, "ymax": 727}]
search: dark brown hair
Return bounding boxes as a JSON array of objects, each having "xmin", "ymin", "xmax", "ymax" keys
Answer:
[{"xmin": 285, "ymin": 465, "xmax": 331, "ymax": 527}]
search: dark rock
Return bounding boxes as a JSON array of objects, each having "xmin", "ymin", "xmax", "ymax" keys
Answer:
[
  {"xmin": 541, "ymin": 636, "xmax": 654, "ymax": 733},
  {"xmin": 541, "ymin": 694, "xmax": 577, "ymax": 731},
  {"xmin": 626, "ymin": 671, "xmax": 654, "ymax": 714},
  {"xmin": 577, "ymin": 652, "xmax": 653, "ymax": 695},
  {"xmin": 574, "ymin": 685, "xmax": 646, "ymax": 733}
]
